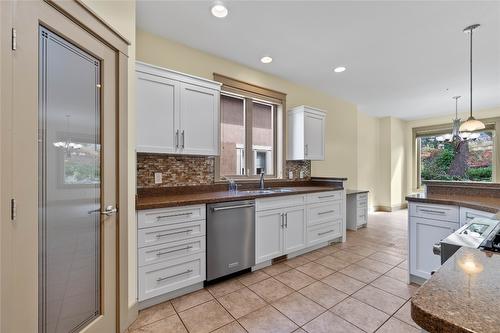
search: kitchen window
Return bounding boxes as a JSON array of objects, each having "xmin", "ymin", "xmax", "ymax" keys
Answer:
[
  {"xmin": 214, "ymin": 74, "xmax": 286, "ymax": 181},
  {"xmin": 414, "ymin": 119, "xmax": 499, "ymax": 188}
]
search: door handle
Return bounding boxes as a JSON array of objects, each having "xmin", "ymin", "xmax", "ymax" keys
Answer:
[
  {"xmin": 212, "ymin": 204, "xmax": 254, "ymax": 212},
  {"xmin": 101, "ymin": 205, "xmax": 117, "ymax": 216},
  {"xmin": 175, "ymin": 129, "xmax": 179, "ymax": 148},
  {"xmin": 181, "ymin": 130, "xmax": 185, "ymax": 149}
]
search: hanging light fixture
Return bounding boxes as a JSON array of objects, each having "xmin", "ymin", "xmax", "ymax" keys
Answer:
[
  {"xmin": 459, "ymin": 24, "xmax": 485, "ymax": 133},
  {"xmin": 447, "ymin": 95, "xmax": 462, "ymax": 142}
]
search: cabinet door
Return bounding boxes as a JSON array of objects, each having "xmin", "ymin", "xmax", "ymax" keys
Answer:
[
  {"xmin": 179, "ymin": 83, "xmax": 219, "ymax": 155},
  {"xmin": 304, "ymin": 112, "xmax": 325, "ymax": 160},
  {"xmin": 136, "ymin": 72, "xmax": 179, "ymax": 153},
  {"xmin": 283, "ymin": 207, "xmax": 306, "ymax": 254},
  {"xmin": 256, "ymin": 210, "xmax": 283, "ymax": 264},
  {"xmin": 409, "ymin": 217, "xmax": 458, "ymax": 280}
]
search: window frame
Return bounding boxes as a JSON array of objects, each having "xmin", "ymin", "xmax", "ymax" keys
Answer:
[
  {"xmin": 213, "ymin": 74, "xmax": 286, "ymax": 182},
  {"xmin": 412, "ymin": 118, "xmax": 498, "ymax": 189}
]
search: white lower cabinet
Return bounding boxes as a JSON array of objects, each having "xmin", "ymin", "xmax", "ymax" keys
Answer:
[
  {"xmin": 255, "ymin": 206, "xmax": 306, "ymax": 264},
  {"xmin": 256, "ymin": 191, "xmax": 345, "ymax": 264},
  {"xmin": 408, "ymin": 202, "xmax": 496, "ymax": 282},
  {"xmin": 138, "ymin": 204, "xmax": 206, "ymax": 302},
  {"xmin": 409, "ymin": 216, "xmax": 458, "ymax": 280},
  {"xmin": 256, "ymin": 209, "xmax": 284, "ymax": 263},
  {"xmin": 283, "ymin": 207, "xmax": 307, "ymax": 254}
]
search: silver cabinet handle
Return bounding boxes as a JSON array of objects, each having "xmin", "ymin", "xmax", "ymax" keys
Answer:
[
  {"xmin": 419, "ymin": 208, "xmax": 446, "ymax": 215},
  {"xmin": 156, "ymin": 212, "xmax": 193, "ymax": 220},
  {"xmin": 318, "ymin": 230, "xmax": 334, "ymax": 236},
  {"xmin": 181, "ymin": 130, "xmax": 185, "ymax": 149},
  {"xmin": 156, "ymin": 245, "xmax": 192, "ymax": 257},
  {"xmin": 318, "ymin": 210, "xmax": 334, "ymax": 215},
  {"xmin": 285, "ymin": 213, "xmax": 288, "ymax": 228},
  {"xmin": 155, "ymin": 229, "xmax": 193, "ymax": 238},
  {"xmin": 304, "ymin": 144, "xmax": 308, "ymax": 156},
  {"xmin": 156, "ymin": 269, "xmax": 193, "ymax": 282},
  {"xmin": 101, "ymin": 205, "xmax": 118, "ymax": 216},
  {"xmin": 175, "ymin": 129, "xmax": 179, "ymax": 148},
  {"xmin": 318, "ymin": 195, "xmax": 336, "ymax": 199},
  {"xmin": 212, "ymin": 204, "xmax": 254, "ymax": 212},
  {"xmin": 280, "ymin": 213, "xmax": 284, "ymax": 228}
]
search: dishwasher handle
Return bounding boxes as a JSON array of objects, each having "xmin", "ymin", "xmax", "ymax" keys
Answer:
[{"xmin": 212, "ymin": 204, "xmax": 255, "ymax": 212}]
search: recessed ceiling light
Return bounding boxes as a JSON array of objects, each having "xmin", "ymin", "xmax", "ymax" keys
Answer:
[
  {"xmin": 334, "ymin": 66, "xmax": 346, "ymax": 73},
  {"xmin": 211, "ymin": 1, "xmax": 228, "ymax": 18},
  {"xmin": 260, "ymin": 56, "xmax": 273, "ymax": 64}
]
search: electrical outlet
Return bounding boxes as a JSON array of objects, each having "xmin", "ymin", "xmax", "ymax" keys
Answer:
[
  {"xmin": 288, "ymin": 171, "xmax": 293, "ymax": 180},
  {"xmin": 299, "ymin": 171, "xmax": 304, "ymax": 179},
  {"xmin": 154, "ymin": 172, "xmax": 162, "ymax": 184}
]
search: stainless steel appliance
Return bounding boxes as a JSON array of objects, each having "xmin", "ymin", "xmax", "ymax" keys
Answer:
[
  {"xmin": 480, "ymin": 222, "xmax": 500, "ymax": 252},
  {"xmin": 433, "ymin": 218, "xmax": 499, "ymax": 264},
  {"xmin": 206, "ymin": 200, "xmax": 255, "ymax": 281}
]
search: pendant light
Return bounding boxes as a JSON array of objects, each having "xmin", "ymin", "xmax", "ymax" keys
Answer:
[{"xmin": 459, "ymin": 24, "xmax": 485, "ymax": 132}]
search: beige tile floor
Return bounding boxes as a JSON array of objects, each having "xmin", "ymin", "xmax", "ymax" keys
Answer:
[{"xmin": 128, "ymin": 210, "xmax": 422, "ymax": 333}]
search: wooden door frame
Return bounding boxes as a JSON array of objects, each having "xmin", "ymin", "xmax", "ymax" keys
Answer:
[{"xmin": 0, "ymin": 1, "xmax": 132, "ymax": 332}]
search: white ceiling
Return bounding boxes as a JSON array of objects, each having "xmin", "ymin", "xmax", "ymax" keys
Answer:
[{"xmin": 137, "ymin": 1, "xmax": 500, "ymax": 120}]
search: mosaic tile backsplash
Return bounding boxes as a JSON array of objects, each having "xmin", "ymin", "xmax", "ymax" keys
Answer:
[{"xmin": 137, "ymin": 153, "xmax": 311, "ymax": 188}]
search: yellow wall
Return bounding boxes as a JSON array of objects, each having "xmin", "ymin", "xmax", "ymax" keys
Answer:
[
  {"xmin": 80, "ymin": 0, "xmax": 137, "ymax": 330},
  {"xmin": 390, "ymin": 117, "xmax": 407, "ymax": 207},
  {"xmin": 136, "ymin": 29, "xmax": 360, "ymax": 189},
  {"xmin": 357, "ymin": 112, "xmax": 380, "ymax": 209}
]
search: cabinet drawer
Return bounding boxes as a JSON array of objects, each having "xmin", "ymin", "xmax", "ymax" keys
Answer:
[
  {"xmin": 357, "ymin": 195, "xmax": 368, "ymax": 208},
  {"xmin": 138, "ymin": 220, "xmax": 205, "ymax": 249},
  {"xmin": 308, "ymin": 191, "xmax": 342, "ymax": 204},
  {"xmin": 138, "ymin": 253, "xmax": 205, "ymax": 301},
  {"xmin": 307, "ymin": 201, "xmax": 342, "ymax": 226},
  {"xmin": 409, "ymin": 203, "xmax": 459, "ymax": 223},
  {"xmin": 256, "ymin": 195, "xmax": 306, "ymax": 212},
  {"xmin": 307, "ymin": 220, "xmax": 342, "ymax": 246},
  {"xmin": 137, "ymin": 205, "xmax": 206, "ymax": 229},
  {"xmin": 138, "ymin": 237, "xmax": 205, "ymax": 267}
]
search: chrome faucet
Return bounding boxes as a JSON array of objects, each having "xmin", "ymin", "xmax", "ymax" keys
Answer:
[{"xmin": 259, "ymin": 171, "xmax": 265, "ymax": 190}]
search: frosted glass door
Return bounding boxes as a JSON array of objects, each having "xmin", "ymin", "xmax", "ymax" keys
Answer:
[{"xmin": 39, "ymin": 27, "xmax": 101, "ymax": 333}]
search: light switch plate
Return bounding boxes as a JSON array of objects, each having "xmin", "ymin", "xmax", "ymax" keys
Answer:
[{"xmin": 154, "ymin": 172, "xmax": 162, "ymax": 184}]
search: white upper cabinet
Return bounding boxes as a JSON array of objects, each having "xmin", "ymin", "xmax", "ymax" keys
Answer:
[
  {"xmin": 179, "ymin": 83, "xmax": 220, "ymax": 155},
  {"xmin": 287, "ymin": 105, "xmax": 326, "ymax": 160},
  {"xmin": 136, "ymin": 62, "xmax": 221, "ymax": 155},
  {"xmin": 136, "ymin": 72, "xmax": 179, "ymax": 154}
]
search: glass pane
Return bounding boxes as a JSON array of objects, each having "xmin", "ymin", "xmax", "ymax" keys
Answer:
[
  {"xmin": 39, "ymin": 27, "xmax": 101, "ymax": 333},
  {"xmin": 252, "ymin": 102, "xmax": 274, "ymax": 175},
  {"xmin": 419, "ymin": 131, "xmax": 493, "ymax": 183},
  {"xmin": 220, "ymin": 94, "xmax": 246, "ymax": 176}
]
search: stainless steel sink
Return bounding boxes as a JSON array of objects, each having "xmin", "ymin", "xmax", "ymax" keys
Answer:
[
  {"xmin": 239, "ymin": 188, "xmax": 296, "ymax": 195},
  {"xmin": 240, "ymin": 189, "xmax": 274, "ymax": 195}
]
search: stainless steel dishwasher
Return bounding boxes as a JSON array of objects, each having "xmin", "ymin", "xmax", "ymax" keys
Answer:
[{"xmin": 206, "ymin": 200, "xmax": 255, "ymax": 281}]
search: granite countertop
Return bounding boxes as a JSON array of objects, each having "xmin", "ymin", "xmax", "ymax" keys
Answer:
[
  {"xmin": 346, "ymin": 189, "xmax": 369, "ymax": 195},
  {"xmin": 411, "ymin": 248, "xmax": 500, "ymax": 333},
  {"xmin": 406, "ymin": 193, "xmax": 500, "ymax": 214},
  {"xmin": 137, "ymin": 186, "xmax": 343, "ymax": 210}
]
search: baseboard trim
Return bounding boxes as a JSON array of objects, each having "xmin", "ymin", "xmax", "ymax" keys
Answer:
[{"xmin": 375, "ymin": 203, "xmax": 408, "ymax": 212}]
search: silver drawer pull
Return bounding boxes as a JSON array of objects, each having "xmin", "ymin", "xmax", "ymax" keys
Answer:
[
  {"xmin": 156, "ymin": 229, "xmax": 193, "ymax": 238},
  {"xmin": 212, "ymin": 204, "xmax": 254, "ymax": 212},
  {"xmin": 156, "ymin": 269, "xmax": 193, "ymax": 283},
  {"xmin": 318, "ymin": 210, "xmax": 335, "ymax": 215},
  {"xmin": 318, "ymin": 195, "xmax": 336, "ymax": 199},
  {"xmin": 156, "ymin": 245, "xmax": 193, "ymax": 256},
  {"xmin": 156, "ymin": 212, "xmax": 193, "ymax": 220},
  {"xmin": 318, "ymin": 230, "xmax": 334, "ymax": 236},
  {"xmin": 419, "ymin": 208, "xmax": 446, "ymax": 215}
]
